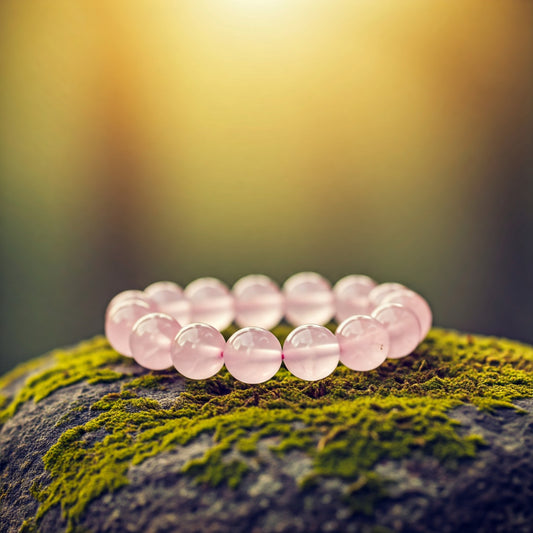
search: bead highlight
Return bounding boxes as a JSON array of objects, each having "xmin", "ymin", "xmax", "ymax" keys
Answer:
[
  {"xmin": 171, "ymin": 323, "xmax": 225, "ymax": 380},
  {"xmin": 224, "ymin": 327, "xmax": 282, "ymax": 384},
  {"xmin": 371, "ymin": 303, "xmax": 421, "ymax": 359},
  {"xmin": 233, "ymin": 274, "xmax": 284, "ymax": 329},
  {"xmin": 184, "ymin": 277, "xmax": 235, "ymax": 330},
  {"xmin": 283, "ymin": 272, "xmax": 335, "ymax": 326},
  {"xmin": 336, "ymin": 315, "xmax": 389, "ymax": 371},
  {"xmin": 130, "ymin": 312, "xmax": 181, "ymax": 370},
  {"xmin": 283, "ymin": 325, "xmax": 340, "ymax": 381}
]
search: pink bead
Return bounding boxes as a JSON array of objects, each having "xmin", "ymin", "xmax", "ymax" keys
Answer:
[
  {"xmin": 233, "ymin": 274, "xmax": 284, "ymax": 329},
  {"xmin": 145, "ymin": 281, "xmax": 191, "ymax": 325},
  {"xmin": 371, "ymin": 303, "xmax": 421, "ymax": 359},
  {"xmin": 333, "ymin": 275, "xmax": 377, "ymax": 322},
  {"xmin": 283, "ymin": 325, "xmax": 340, "ymax": 381},
  {"xmin": 105, "ymin": 290, "xmax": 155, "ymax": 319},
  {"xmin": 105, "ymin": 299, "xmax": 153, "ymax": 356},
  {"xmin": 184, "ymin": 278, "xmax": 235, "ymax": 331},
  {"xmin": 283, "ymin": 272, "xmax": 334, "ymax": 326},
  {"xmin": 171, "ymin": 323, "xmax": 225, "ymax": 380},
  {"xmin": 336, "ymin": 315, "xmax": 389, "ymax": 371},
  {"xmin": 368, "ymin": 282, "xmax": 406, "ymax": 307},
  {"xmin": 382, "ymin": 289, "xmax": 432, "ymax": 341},
  {"xmin": 129, "ymin": 312, "xmax": 181, "ymax": 370},
  {"xmin": 223, "ymin": 327, "xmax": 282, "ymax": 384}
]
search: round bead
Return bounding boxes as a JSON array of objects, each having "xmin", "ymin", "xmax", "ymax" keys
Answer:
[
  {"xmin": 368, "ymin": 282, "xmax": 406, "ymax": 307},
  {"xmin": 171, "ymin": 323, "xmax": 225, "ymax": 380},
  {"xmin": 145, "ymin": 281, "xmax": 191, "ymax": 325},
  {"xmin": 129, "ymin": 312, "xmax": 181, "ymax": 370},
  {"xmin": 382, "ymin": 289, "xmax": 432, "ymax": 341},
  {"xmin": 371, "ymin": 303, "xmax": 421, "ymax": 359},
  {"xmin": 333, "ymin": 275, "xmax": 377, "ymax": 322},
  {"xmin": 223, "ymin": 327, "xmax": 282, "ymax": 384},
  {"xmin": 336, "ymin": 315, "xmax": 389, "ymax": 371},
  {"xmin": 105, "ymin": 299, "xmax": 153, "ymax": 356},
  {"xmin": 283, "ymin": 272, "xmax": 334, "ymax": 326},
  {"xmin": 233, "ymin": 274, "xmax": 284, "ymax": 329},
  {"xmin": 105, "ymin": 290, "xmax": 155, "ymax": 318},
  {"xmin": 283, "ymin": 325, "xmax": 340, "ymax": 381},
  {"xmin": 184, "ymin": 278, "xmax": 235, "ymax": 331}
]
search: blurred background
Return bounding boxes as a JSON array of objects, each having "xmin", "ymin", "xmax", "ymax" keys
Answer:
[{"xmin": 1, "ymin": 0, "xmax": 532, "ymax": 374}]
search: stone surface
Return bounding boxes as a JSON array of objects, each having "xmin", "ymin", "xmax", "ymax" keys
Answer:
[{"xmin": 0, "ymin": 328, "xmax": 532, "ymax": 533}]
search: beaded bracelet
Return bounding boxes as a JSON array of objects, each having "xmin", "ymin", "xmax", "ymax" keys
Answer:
[{"xmin": 104, "ymin": 272, "xmax": 432, "ymax": 383}]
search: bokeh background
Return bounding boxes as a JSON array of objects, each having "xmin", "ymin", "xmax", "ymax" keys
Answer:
[{"xmin": 1, "ymin": 0, "xmax": 532, "ymax": 375}]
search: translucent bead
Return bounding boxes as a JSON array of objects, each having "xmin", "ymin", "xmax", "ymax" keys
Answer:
[
  {"xmin": 368, "ymin": 282, "xmax": 406, "ymax": 307},
  {"xmin": 283, "ymin": 272, "xmax": 334, "ymax": 326},
  {"xmin": 129, "ymin": 312, "xmax": 181, "ymax": 370},
  {"xmin": 145, "ymin": 281, "xmax": 191, "ymax": 325},
  {"xmin": 223, "ymin": 327, "xmax": 282, "ymax": 384},
  {"xmin": 233, "ymin": 274, "xmax": 284, "ymax": 329},
  {"xmin": 283, "ymin": 325, "xmax": 340, "ymax": 381},
  {"xmin": 333, "ymin": 275, "xmax": 377, "ymax": 322},
  {"xmin": 382, "ymin": 289, "xmax": 432, "ymax": 341},
  {"xmin": 105, "ymin": 290, "xmax": 155, "ymax": 319},
  {"xmin": 171, "ymin": 323, "xmax": 225, "ymax": 380},
  {"xmin": 184, "ymin": 277, "xmax": 235, "ymax": 331},
  {"xmin": 105, "ymin": 299, "xmax": 153, "ymax": 356},
  {"xmin": 371, "ymin": 303, "xmax": 421, "ymax": 359},
  {"xmin": 336, "ymin": 315, "xmax": 389, "ymax": 371}
]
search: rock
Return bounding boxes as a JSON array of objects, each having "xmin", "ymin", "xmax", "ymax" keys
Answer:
[{"xmin": 0, "ymin": 328, "xmax": 532, "ymax": 533}]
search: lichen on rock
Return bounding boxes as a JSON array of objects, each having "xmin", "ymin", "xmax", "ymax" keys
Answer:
[{"xmin": 1, "ymin": 328, "xmax": 532, "ymax": 533}]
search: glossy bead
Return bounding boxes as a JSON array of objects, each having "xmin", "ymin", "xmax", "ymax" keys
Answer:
[
  {"xmin": 171, "ymin": 323, "xmax": 225, "ymax": 380},
  {"xmin": 336, "ymin": 315, "xmax": 389, "ymax": 371},
  {"xmin": 223, "ymin": 327, "xmax": 282, "ymax": 384},
  {"xmin": 145, "ymin": 281, "xmax": 191, "ymax": 325},
  {"xmin": 371, "ymin": 303, "xmax": 421, "ymax": 359},
  {"xmin": 129, "ymin": 312, "xmax": 181, "ymax": 370},
  {"xmin": 368, "ymin": 282, "xmax": 406, "ymax": 307},
  {"xmin": 184, "ymin": 277, "xmax": 235, "ymax": 331},
  {"xmin": 233, "ymin": 274, "xmax": 284, "ymax": 329},
  {"xmin": 105, "ymin": 290, "xmax": 155, "ymax": 318},
  {"xmin": 283, "ymin": 325, "xmax": 340, "ymax": 380},
  {"xmin": 333, "ymin": 275, "xmax": 377, "ymax": 322},
  {"xmin": 105, "ymin": 299, "xmax": 153, "ymax": 356},
  {"xmin": 283, "ymin": 272, "xmax": 334, "ymax": 326},
  {"xmin": 382, "ymin": 289, "xmax": 432, "ymax": 341}
]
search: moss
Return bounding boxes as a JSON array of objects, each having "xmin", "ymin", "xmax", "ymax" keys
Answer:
[
  {"xmin": 1, "ymin": 328, "xmax": 533, "ymax": 532},
  {"xmin": 0, "ymin": 337, "xmax": 130, "ymax": 423},
  {"xmin": 182, "ymin": 444, "xmax": 250, "ymax": 488},
  {"xmin": 122, "ymin": 374, "xmax": 171, "ymax": 391}
]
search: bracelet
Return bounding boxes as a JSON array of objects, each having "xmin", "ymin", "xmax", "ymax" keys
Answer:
[{"xmin": 104, "ymin": 273, "xmax": 432, "ymax": 383}]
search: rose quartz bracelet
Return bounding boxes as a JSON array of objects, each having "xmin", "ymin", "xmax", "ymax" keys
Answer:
[{"xmin": 104, "ymin": 273, "xmax": 432, "ymax": 383}]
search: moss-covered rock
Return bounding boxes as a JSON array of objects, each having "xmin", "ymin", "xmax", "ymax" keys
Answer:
[{"xmin": 0, "ymin": 328, "xmax": 532, "ymax": 533}]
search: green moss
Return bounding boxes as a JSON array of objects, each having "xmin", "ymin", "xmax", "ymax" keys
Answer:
[
  {"xmin": 122, "ymin": 373, "xmax": 170, "ymax": 391},
  {"xmin": 0, "ymin": 337, "xmax": 130, "ymax": 423},
  {"xmin": 2, "ymin": 328, "xmax": 533, "ymax": 532}
]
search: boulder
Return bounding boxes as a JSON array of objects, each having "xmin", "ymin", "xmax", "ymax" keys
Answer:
[{"xmin": 0, "ymin": 327, "xmax": 532, "ymax": 533}]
